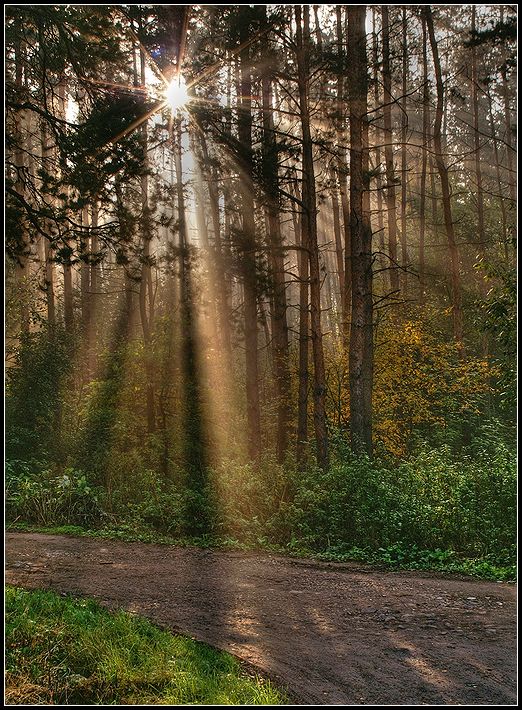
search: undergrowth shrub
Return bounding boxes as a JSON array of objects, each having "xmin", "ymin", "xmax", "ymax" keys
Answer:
[
  {"xmin": 5, "ymin": 329, "xmax": 73, "ymax": 464},
  {"xmin": 6, "ymin": 442, "xmax": 515, "ymax": 569},
  {"xmin": 6, "ymin": 461, "xmax": 102, "ymax": 527},
  {"xmin": 210, "ymin": 455, "xmax": 289, "ymax": 543},
  {"xmin": 282, "ymin": 442, "xmax": 516, "ymax": 561}
]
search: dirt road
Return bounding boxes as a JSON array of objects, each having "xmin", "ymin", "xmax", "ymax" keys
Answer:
[{"xmin": 5, "ymin": 532, "xmax": 517, "ymax": 705}]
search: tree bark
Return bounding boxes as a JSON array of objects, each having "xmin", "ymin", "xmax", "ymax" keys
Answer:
[
  {"xmin": 81, "ymin": 206, "xmax": 91, "ymax": 331},
  {"xmin": 137, "ymin": 41, "xmax": 155, "ymax": 433},
  {"xmin": 348, "ymin": 5, "xmax": 373, "ymax": 455},
  {"xmin": 54, "ymin": 78, "xmax": 74, "ymax": 333},
  {"xmin": 486, "ymin": 87, "xmax": 509, "ymax": 263},
  {"xmin": 425, "ymin": 6, "xmax": 464, "ymax": 352},
  {"xmin": 371, "ymin": 9, "xmax": 386, "ymax": 277},
  {"xmin": 295, "ymin": 4, "xmax": 329, "ymax": 470},
  {"xmin": 381, "ymin": 6, "xmax": 400, "ymax": 295},
  {"xmin": 499, "ymin": 8, "xmax": 515, "ymax": 210},
  {"xmin": 419, "ymin": 16, "xmax": 429, "ymax": 305},
  {"xmin": 335, "ymin": 6, "xmax": 351, "ymax": 345},
  {"xmin": 261, "ymin": 28, "xmax": 291, "ymax": 463},
  {"xmin": 89, "ymin": 202, "xmax": 98, "ymax": 371},
  {"xmin": 40, "ymin": 120, "xmax": 55, "ymax": 326},
  {"xmin": 330, "ymin": 171, "xmax": 345, "ymax": 314},
  {"xmin": 238, "ymin": 16, "xmax": 261, "ymax": 461},
  {"xmin": 292, "ymin": 178, "xmax": 309, "ymax": 469},
  {"xmin": 470, "ymin": 5, "xmax": 487, "ymax": 297},
  {"xmin": 13, "ymin": 34, "xmax": 30, "ymax": 335},
  {"xmin": 400, "ymin": 7, "xmax": 409, "ymax": 294}
]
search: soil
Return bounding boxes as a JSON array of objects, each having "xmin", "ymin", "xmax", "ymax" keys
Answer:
[{"xmin": 6, "ymin": 532, "xmax": 517, "ymax": 705}]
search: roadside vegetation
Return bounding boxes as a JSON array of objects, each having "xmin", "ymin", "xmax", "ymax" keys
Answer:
[{"xmin": 7, "ymin": 428, "xmax": 516, "ymax": 582}]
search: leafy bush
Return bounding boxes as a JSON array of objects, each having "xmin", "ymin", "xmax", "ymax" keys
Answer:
[
  {"xmin": 281, "ymin": 442, "xmax": 516, "ymax": 562},
  {"xmin": 6, "ymin": 463, "xmax": 102, "ymax": 527},
  {"xmin": 210, "ymin": 455, "xmax": 290, "ymax": 543},
  {"xmin": 5, "ymin": 329, "xmax": 74, "ymax": 464}
]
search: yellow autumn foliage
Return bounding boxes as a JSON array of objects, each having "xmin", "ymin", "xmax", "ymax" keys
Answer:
[
  {"xmin": 324, "ymin": 314, "xmax": 497, "ymax": 457},
  {"xmin": 372, "ymin": 317, "xmax": 496, "ymax": 456}
]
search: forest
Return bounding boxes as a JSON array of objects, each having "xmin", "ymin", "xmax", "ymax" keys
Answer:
[{"xmin": 5, "ymin": 4, "xmax": 517, "ymax": 579}]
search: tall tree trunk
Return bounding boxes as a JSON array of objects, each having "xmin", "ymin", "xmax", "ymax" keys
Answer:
[
  {"xmin": 486, "ymin": 87, "xmax": 509, "ymax": 263},
  {"xmin": 63, "ymin": 251, "xmax": 74, "ymax": 332},
  {"xmin": 40, "ymin": 120, "xmax": 55, "ymax": 326},
  {"xmin": 499, "ymin": 11, "xmax": 516, "ymax": 210},
  {"xmin": 348, "ymin": 5, "xmax": 373, "ymax": 455},
  {"xmin": 44, "ymin": 238, "xmax": 55, "ymax": 326},
  {"xmin": 381, "ymin": 6, "xmax": 400, "ymax": 295},
  {"xmin": 400, "ymin": 7, "xmax": 409, "ymax": 295},
  {"xmin": 470, "ymin": 6, "xmax": 487, "ymax": 297},
  {"xmin": 336, "ymin": 6, "xmax": 351, "ymax": 345},
  {"xmin": 371, "ymin": 9, "xmax": 386, "ymax": 278},
  {"xmin": 330, "ymin": 171, "xmax": 344, "ymax": 314},
  {"xmin": 295, "ymin": 4, "xmax": 329, "ymax": 470},
  {"xmin": 425, "ymin": 6, "xmax": 464, "ymax": 352},
  {"xmin": 261, "ymin": 29, "xmax": 291, "ymax": 463},
  {"xmin": 114, "ymin": 178, "xmax": 136, "ymax": 331},
  {"xmin": 429, "ymin": 154, "xmax": 438, "ymax": 237},
  {"xmin": 55, "ymin": 78, "xmax": 74, "ymax": 332},
  {"xmin": 419, "ymin": 17, "xmax": 429, "ymax": 305},
  {"xmin": 238, "ymin": 17, "xmax": 261, "ymax": 461},
  {"xmin": 501, "ymin": 67, "xmax": 515, "ymax": 207},
  {"xmin": 89, "ymin": 202, "xmax": 99, "ymax": 371},
  {"xmin": 137, "ymin": 42, "xmax": 155, "ymax": 433},
  {"xmin": 13, "ymin": 34, "xmax": 30, "ymax": 335},
  {"xmin": 81, "ymin": 206, "xmax": 91, "ymax": 331},
  {"xmin": 312, "ymin": 5, "xmax": 322, "ymax": 52},
  {"xmin": 292, "ymin": 178, "xmax": 309, "ymax": 469},
  {"xmin": 322, "ymin": 245, "xmax": 337, "ymax": 332}
]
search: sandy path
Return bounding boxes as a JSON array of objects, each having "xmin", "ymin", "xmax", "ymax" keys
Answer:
[{"xmin": 6, "ymin": 532, "xmax": 517, "ymax": 705}]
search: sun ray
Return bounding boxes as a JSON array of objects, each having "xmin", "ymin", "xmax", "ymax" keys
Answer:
[
  {"xmin": 108, "ymin": 100, "xmax": 167, "ymax": 145},
  {"xmin": 78, "ymin": 76, "xmax": 149, "ymax": 95}
]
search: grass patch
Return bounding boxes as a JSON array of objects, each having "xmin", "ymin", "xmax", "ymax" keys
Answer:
[
  {"xmin": 309, "ymin": 544, "xmax": 516, "ymax": 582},
  {"xmin": 5, "ymin": 586, "xmax": 288, "ymax": 705}
]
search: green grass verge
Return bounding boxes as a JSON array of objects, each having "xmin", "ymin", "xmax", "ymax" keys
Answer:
[
  {"xmin": 5, "ymin": 586, "xmax": 288, "ymax": 705},
  {"xmin": 7, "ymin": 521, "xmax": 516, "ymax": 582}
]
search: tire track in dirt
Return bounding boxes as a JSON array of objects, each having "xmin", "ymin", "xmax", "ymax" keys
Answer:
[{"xmin": 6, "ymin": 532, "xmax": 517, "ymax": 705}]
